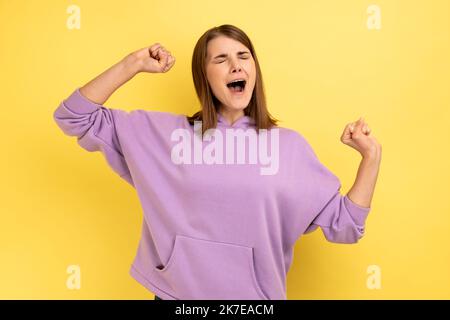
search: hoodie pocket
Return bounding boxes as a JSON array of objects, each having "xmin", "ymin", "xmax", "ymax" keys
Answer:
[{"xmin": 154, "ymin": 234, "xmax": 269, "ymax": 300}]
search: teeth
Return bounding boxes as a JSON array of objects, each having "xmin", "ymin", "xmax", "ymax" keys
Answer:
[{"xmin": 230, "ymin": 79, "xmax": 244, "ymax": 83}]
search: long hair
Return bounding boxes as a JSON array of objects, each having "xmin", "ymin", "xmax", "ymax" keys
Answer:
[{"xmin": 187, "ymin": 24, "xmax": 279, "ymax": 135}]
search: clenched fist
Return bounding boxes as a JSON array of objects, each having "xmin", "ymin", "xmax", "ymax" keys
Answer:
[
  {"xmin": 341, "ymin": 117, "xmax": 382, "ymax": 159},
  {"xmin": 127, "ymin": 43, "xmax": 176, "ymax": 74}
]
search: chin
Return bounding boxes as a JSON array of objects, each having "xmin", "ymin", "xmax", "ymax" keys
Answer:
[
  {"xmin": 227, "ymin": 104, "xmax": 248, "ymax": 112},
  {"xmin": 228, "ymin": 98, "xmax": 252, "ymax": 110}
]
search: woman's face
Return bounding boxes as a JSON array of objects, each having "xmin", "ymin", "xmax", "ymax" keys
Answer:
[{"xmin": 205, "ymin": 36, "xmax": 256, "ymax": 115}]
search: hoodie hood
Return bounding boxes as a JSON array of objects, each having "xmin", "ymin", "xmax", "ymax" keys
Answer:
[{"xmin": 217, "ymin": 112, "xmax": 256, "ymax": 129}]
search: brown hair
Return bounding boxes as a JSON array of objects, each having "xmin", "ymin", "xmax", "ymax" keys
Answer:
[{"xmin": 187, "ymin": 24, "xmax": 279, "ymax": 135}]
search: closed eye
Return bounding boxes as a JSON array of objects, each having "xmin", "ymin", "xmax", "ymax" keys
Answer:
[{"xmin": 216, "ymin": 57, "xmax": 249, "ymax": 64}]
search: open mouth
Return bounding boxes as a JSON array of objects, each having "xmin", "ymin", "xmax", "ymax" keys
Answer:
[{"xmin": 226, "ymin": 79, "xmax": 246, "ymax": 93}]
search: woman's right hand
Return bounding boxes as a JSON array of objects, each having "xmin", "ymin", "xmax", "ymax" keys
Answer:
[{"xmin": 128, "ymin": 43, "xmax": 176, "ymax": 74}]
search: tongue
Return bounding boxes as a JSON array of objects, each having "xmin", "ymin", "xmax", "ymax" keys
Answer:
[{"xmin": 229, "ymin": 86, "xmax": 242, "ymax": 93}]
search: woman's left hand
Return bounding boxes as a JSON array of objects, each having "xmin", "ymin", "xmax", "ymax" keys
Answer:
[{"xmin": 341, "ymin": 117, "xmax": 382, "ymax": 159}]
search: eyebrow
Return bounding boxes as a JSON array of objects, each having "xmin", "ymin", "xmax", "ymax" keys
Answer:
[{"xmin": 212, "ymin": 51, "xmax": 250, "ymax": 60}]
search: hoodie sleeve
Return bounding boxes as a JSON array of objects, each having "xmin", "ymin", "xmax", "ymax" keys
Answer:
[
  {"xmin": 294, "ymin": 132, "xmax": 371, "ymax": 244},
  {"xmin": 53, "ymin": 88, "xmax": 134, "ymax": 187}
]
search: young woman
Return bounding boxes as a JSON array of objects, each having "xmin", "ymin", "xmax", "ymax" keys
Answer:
[{"xmin": 53, "ymin": 24, "xmax": 381, "ymax": 300}]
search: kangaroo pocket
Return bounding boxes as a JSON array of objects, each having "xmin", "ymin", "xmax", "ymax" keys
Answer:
[{"xmin": 154, "ymin": 234, "xmax": 269, "ymax": 300}]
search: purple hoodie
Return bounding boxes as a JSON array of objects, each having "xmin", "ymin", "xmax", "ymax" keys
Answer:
[{"xmin": 53, "ymin": 88, "xmax": 371, "ymax": 300}]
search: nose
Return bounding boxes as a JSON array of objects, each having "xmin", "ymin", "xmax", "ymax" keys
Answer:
[{"xmin": 230, "ymin": 58, "xmax": 242, "ymax": 73}]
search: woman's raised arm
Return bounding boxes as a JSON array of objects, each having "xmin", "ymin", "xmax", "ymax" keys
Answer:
[
  {"xmin": 79, "ymin": 43, "xmax": 176, "ymax": 104},
  {"xmin": 53, "ymin": 43, "xmax": 175, "ymax": 186}
]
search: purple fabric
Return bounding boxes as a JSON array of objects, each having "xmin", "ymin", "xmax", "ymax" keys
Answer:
[{"xmin": 53, "ymin": 88, "xmax": 371, "ymax": 300}]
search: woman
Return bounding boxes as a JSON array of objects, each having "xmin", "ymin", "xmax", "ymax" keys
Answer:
[{"xmin": 53, "ymin": 24, "xmax": 381, "ymax": 300}]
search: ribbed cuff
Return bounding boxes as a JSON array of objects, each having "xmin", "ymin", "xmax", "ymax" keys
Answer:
[
  {"xmin": 63, "ymin": 87, "xmax": 103, "ymax": 114},
  {"xmin": 343, "ymin": 195, "xmax": 371, "ymax": 226}
]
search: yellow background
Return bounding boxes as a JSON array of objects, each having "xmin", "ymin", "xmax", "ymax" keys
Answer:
[{"xmin": 1, "ymin": 0, "xmax": 449, "ymax": 299}]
